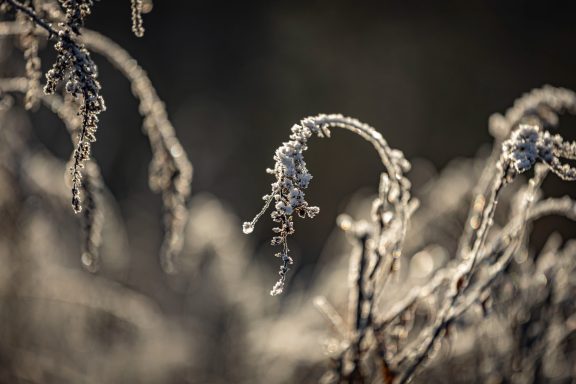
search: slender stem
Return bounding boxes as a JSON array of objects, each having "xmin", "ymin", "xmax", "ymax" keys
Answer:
[
  {"xmin": 392, "ymin": 171, "xmax": 553, "ymax": 384},
  {"xmin": 4, "ymin": 0, "xmax": 58, "ymax": 38}
]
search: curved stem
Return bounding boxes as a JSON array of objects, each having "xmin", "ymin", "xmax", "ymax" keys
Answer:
[
  {"xmin": 244, "ymin": 114, "xmax": 414, "ymax": 296},
  {"xmin": 79, "ymin": 29, "xmax": 193, "ymax": 272}
]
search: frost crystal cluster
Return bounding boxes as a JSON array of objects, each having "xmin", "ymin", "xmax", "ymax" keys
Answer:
[
  {"xmin": 503, "ymin": 124, "xmax": 545, "ymax": 175},
  {"xmin": 243, "ymin": 118, "xmax": 326, "ymax": 295},
  {"xmin": 502, "ymin": 123, "xmax": 576, "ymax": 181}
]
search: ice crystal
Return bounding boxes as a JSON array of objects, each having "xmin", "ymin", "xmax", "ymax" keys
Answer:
[{"xmin": 244, "ymin": 119, "xmax": 325, "ymax": 295}]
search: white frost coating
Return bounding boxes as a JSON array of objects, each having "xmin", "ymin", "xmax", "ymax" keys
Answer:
[
  {"xmin": 502, "ymin": 123, "xmax": 576, "ymax": 181},
  {"xmin": 243, "ymin": 114, "xmax": 414, "ymax": 296}
]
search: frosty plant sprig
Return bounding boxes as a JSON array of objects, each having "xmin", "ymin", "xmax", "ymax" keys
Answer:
[
  {"xmin": 0, "ymin": 2, "xmax": 191, "ymax": 273},
  {"xmin": 4, "ymin": 0, "xmax": 105, "ymax": 213},
  {"xmin": 243, "ymin": 114, "xmax": 413, "ymax": 295}
]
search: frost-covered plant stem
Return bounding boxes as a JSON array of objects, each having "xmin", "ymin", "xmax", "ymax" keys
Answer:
[
  {"xmin": 0, "ymin": 16, "xmax": 192, "ymax": 272},
  {"xmin": 243, "ymin": 114, "xmax": 413, "ymax": 295},
  {"xmin": 459, "ymin": 86, "xmax": 576, "ymax": 256},
  {"xmin": 443, "ymin": 119, "xmax": 576, "ymax": 322},
  {"xmin": 392, "ymin": 129, "xmax": 552, "ymax": 382},
  {"xmin": 372, "ymin": 117, "xmax": 576, "ymax": 383},
  {"xmin": 315, "ymin": 88, "xmax": 576, "ymax": 384},
  {"xmin": 0, "ymin": 77, "xmax": 105, "ymax": 271},
  {"xmin": 79, "ymin": 29, "xmax": 193, "ymax": 273},
  {"xmin": 3, "ymin": 0, "xmax": 105, "ymax": 213},
  {"xmin": 391, "ymin": 167, "xmax": 543, "ymax": 384}
]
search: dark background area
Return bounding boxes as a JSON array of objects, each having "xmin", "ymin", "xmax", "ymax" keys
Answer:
[{"xmin": 33, "ymin": 0, "xmax": 576, "ymax": 290}]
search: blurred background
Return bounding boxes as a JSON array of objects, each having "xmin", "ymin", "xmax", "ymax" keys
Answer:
[
  {"xmin": 57, "ymin": 0, "xmax": 576, "ymax": 282},
  {"xmin": 2, "ymin": 0, "xmax": 576, "ymax": 382}
]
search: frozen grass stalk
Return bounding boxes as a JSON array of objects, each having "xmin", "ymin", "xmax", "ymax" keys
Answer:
[{"xmin": 243, "ymin": 114, "xmax": 413, "ymax": 295}]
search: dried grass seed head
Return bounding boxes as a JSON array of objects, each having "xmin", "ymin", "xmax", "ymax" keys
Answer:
[{"xmin": 244, "ymin": 114, "xmax": 414, "ymax": 296}]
